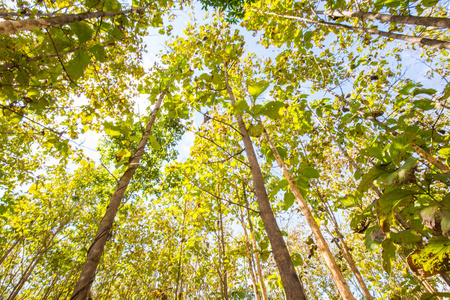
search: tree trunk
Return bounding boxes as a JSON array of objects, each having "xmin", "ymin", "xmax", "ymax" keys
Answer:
[
  {"xmin": 70, "ymin": 85, "xmax": 170, "ymax": 300},
  {"xmin": 260, "ymin": 123, "xmax": 356, "ymax": 300},
  {"xmin": 322, "ymin": 10, "xmax": 450, "ymax": 29},
  {"xmin": 317, "ymin": 189, "xmax": 373, "ymax": 300},
  {"xmin": 243, "ymin": 184, "xmax": 269, "ymax": 300},
  {"xmin": 0, "ymin": 238, "xmax": 21, "ymax": 265},
  {"xmin": 0, "ymin": 6, "xmax": 150, "ymax": 34},
  {"xmin": 238, "ymin": 204, "xmax": 261, "ymax": 300},
  {"xmin": 218, "ymin": 195, "xmax": 228, "ymax": 300},
  {"xmin": 224, "ymin": 65, "xmax": 308, "ymax": 300},
  {"xmin": 261, "ymin": 11, "xmax": 450, "ymax": 50}
]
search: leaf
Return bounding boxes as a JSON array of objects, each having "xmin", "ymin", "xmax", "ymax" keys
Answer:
[
  {"xmin": 301, "ymin": 167, "xmax": 320, "ymax": 179},
  {"xmin": 69, "ymin": 21, "xmax": 93, "ymax": 44},
  {"xmin": 377, "ymin": 189, "xmax": 417, "ymax": 232},
  {"xmin": 357, "ymin": 164, "xmax": 389, "ymax": 194},
  {"xmin": 384, "ymin": 157, "xmax": 417, "ymax": 185},
  {"xmin": 89, "ymin": 44, "xmax": 107, "ymax": 62},
  {"xmin": 412, "ymin": 88, "xmax": 437, "ymax": 97},
  {"xmin": 390, "ymin": 230, "xmax": 422, "ymax": 245},
  {"xmin": 104, "ymin": 0, "xmax": 122, "ymax": 12},
  {"xmin": 247, "ymin": 124, "xmax": 263, "ymax": 138},
  {"xmin": 66, "ymin": 49, "xmax": 91, "ymax": 80},
  {"xmin": 419, "ymin": 206, "xmax": 441, "ymax": 231},
  {"xmin": 248, "ymin": 80, "xmax": 269, "ymax": 100},
  {"xmin": 382, "ymin": 238, "xmax": 397, "ymax": 274},
  {"xmin": 257, "ymin": 101, "xmax": 284, "ymax": 120},
  {"xmin": 365, "ymin": 226, "xmax": 383, "ymax": 250},
  {"xmin": 441, "ymin": 209, "xmax": 450, "ymax": 238},
  {"xmin": 149, "ymin": 136, "xmax": 161, "ymax": 150},
  {"xmin": 283, "ymin": 191, "xmax": 295, "ymax": 210},
  {"xmin": 115, "ymin": 149, "xmax": 131, "ymax": 162},
  {"xmin": 291, "ymin": 253, "xmax": 303, "ymax": 266},
  {"xmin": 438, "ymin": 147, "xmax": 450, "ymax": 159},
  {"xmin": 413, "ymin": 99, "xmax": 434, "ymax": 111}
]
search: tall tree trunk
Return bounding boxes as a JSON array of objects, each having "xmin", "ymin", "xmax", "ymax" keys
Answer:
[
  {"xmin": 70, "ymin": 85, "xmax": 170, "ymax": 300},
  {"xmin": 321, "ymin": 10, "xmax": 450, "ymax": 29},
  {"xmin": 261, "ymin": 11, "xmax": 450, "ymax": 50},
  {"xmin": 218, "ymin": 195, "xmax": 228, "ymax": 300},
  {"xmin": 243, "ymin": 184, "xmax": 269, "ymax": 300},
  {"xmin": 316, "ymin": 189, "xmax": 373, "ymax": 300},
  {"xmin": 224, "ymin": 64, "xmax": 308, "ymax": 300},
  {"xmin": 260, "ymin": 123, "xmax": 356, "ymax": 300},
  {"xmin": 175, "ymin": 199, "xmax": 188, "ymax": 300},
  {"xmin": 238, "ymin": 204, "xmax": 261, "ymax": 300},
  {"xmin": 0, "ymin": 6, "xmax": 150, "ymax": 34}
]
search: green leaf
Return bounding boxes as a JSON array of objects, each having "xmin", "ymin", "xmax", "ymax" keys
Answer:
[
  {"xmin": 89, "ymin": 44, "xmax": 107, "ymax": 62},
  {"xmin": 301, "ymin": 167, "xmax": 320, "ymax": 179},
  {"xmin": 291, "ymin": 253, "xmax": 303, "ymax": 266},
  {"xmin": 104, "ymin": 0, "xmax": 122, "ymax": 12},
  {"xmin": 149, "ymin": 136, "xmax": 161, "ymax": 150},
  {"xmin": 283, "ymin": 191, "xmax": 295, "ymax": 210},
  {"xmin": 247, "ymin": 124, "xmax": 263, "ymax": 138},
  {"xmin": 248, "ymin": 80, "xmax": 269, "ymax": 100},
  {"xmin": 384, "ymin": 157, "xmax": 417, "ymax": 185},
  {"xmin": 377, "ymin": 189, "xmax": 417, "ymax": 232},
  {"xmin": 66, "ymin": 49, "xmax": 90, "ymax": 80},
  {"xmin": 357, "ymin": 164, "xmax": 389, "ymax": 194},
  {"xmin": 413, "ymin": 99, "xmax": 434, "ymax": 111},
  {"xmin": 390, "ymin": 230, "xmax": 422, "ymax": 245},
  {"xmin": 412, "ymin": 88, "xmax": 436, "ymax": 97},
  {"xmin": 398, "ymin": 82, "xmax": 416, "ymax": 95},
  {"xmin": 69, "ymin": 21, "xmax": 93, "ymax": 44},
  {"xmin": 257, "ymin": 101, "xmax": 284, "ymax": 120},
  {"xmin": 382, "ymin": 238, "xmax": 397, "ymax": 274},
  {"xmin": 441, "ymin": 209, "xmax": 450, "ymax": 238}
]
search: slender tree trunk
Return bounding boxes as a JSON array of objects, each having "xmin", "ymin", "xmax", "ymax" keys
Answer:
[
  {"xmin": 0, "ymin": 6, "xmax": 150, "ymax": 34},
  {"xmin": 70, "ymin": 85, "xmax": 170, "ymax": 300},
  {"xmin": 321, "ymin": 10, "xmax": 450, "ymax": 29},
  {"xmin": 224, "ymin": 64, "xmax": 308, "ymax": 300},
  {"xmin": 261, "ymin": 11, "xmax": 450, "ymax": 50},
  {"xmin": 218, "ymin": 196, "xmax": 228, "ymax": 300},
  {"xmin": 238, "ymin": 205, "xmax": 261, "ymax": 300},
  {"xmin": 175, "ymin": 199, "xmax": 188, "ymax": 300},
  {"xmin": 316, "ymin": 189, "xmax": 373, "ymax": 300},
  {"xmin": 243, "ymin": 185, "xmax": 269, "ymax": 300},
  {"xmin": 0, "ymin": 238, "xmax": 21, "ymax": 265},
  {"xmin": 260, "ymin": 123, "xmax": 356, "ymax": 300},
  {"xmin": 41, "ymin": 272, "xmax": 60, "ymax": 300}
]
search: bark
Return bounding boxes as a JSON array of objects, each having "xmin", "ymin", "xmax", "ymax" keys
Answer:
[
  {"xmin": 224, "ymin": 65, "xmax": 307, "ymax": 300},
  {"xmin": 441, "ymin": 273, "xmax": 450, "ymax": 287},
  {"xmin": 238, "ymin": 206, "xmax": 261, "ymax": 300},
  {"xmin": 218, "ymin": 196, "xmax": 228, "ymax": 300},
  {"xmin": 260, "ymin": 124, "xmax": 356, "ymax": 300},
  {"xmin": 322, "ymin": 10, "xmax": 450, "ymax": 29},
  {"xmin": 243, "ymin": 185, "xmax": 269, "ymax": 300},
  {"xmin": 70, "ymin": 85, "xmax": 170, "ymax": 300},
  {"xmin": 262, "ymin": 11, "xmax": 450, "ymax": 50},
  {"xmin": 0, "ymin": 6, "xmax": 150, "ymax": 34},
  {"xmin": 317, "ymin": 190, "xmax": 373, "ymax": 300}
]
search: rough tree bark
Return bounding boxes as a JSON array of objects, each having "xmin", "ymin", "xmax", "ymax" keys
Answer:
[
  {"xmin": 224, "ymin": 64, "xmax": 308, "ymax": 300},
  {"xmin": 70, "ymin": 85, "xmax": 171, "ymax": 300},
  {"xmin": 0, "ymin": 6, "xmax": 150, "ymax": 34}
]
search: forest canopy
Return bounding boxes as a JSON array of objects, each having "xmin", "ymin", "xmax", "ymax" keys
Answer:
[{"xmin": 0, "ymin": 0, "xmax": 450, "ymax": 299}]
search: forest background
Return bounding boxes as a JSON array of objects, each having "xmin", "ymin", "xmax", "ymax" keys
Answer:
[{"xmin": 0, "ymin": 0, "xmax": 449, "ymax": 299}]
